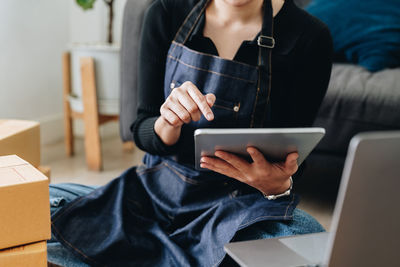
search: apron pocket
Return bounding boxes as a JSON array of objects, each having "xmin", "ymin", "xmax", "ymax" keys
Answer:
[
  {"xmin": 213, "ymin": 98, "xmax": 240, "ymax": 113},
  {"xmin": 210, "ymin": 98, "xmax": 240, "ymax": 127}
]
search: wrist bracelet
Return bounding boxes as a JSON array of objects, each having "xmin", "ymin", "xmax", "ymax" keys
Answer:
[{"xmin": 262, "ymin": 176, "xmax": 293, "ymax": 200}]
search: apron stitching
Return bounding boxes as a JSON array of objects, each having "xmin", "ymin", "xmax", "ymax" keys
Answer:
[
  {"xmin": 284, "ymin": 193, "xmax": 296, "ymax": 217},
  {"xmin": 238, "ymin": 214, "xmax": 294, "ymax": 229},
  {"xmin": 171, "ymin": 0, "xmax": 206, "ymax": 55},
  {"xmin": 51, "ymin": 222, "xmax": 104, "ymax": 267},
  {"xmin": 250, "ymin": 1, "xmax": 275, "ymax": 127},
  {"xmin": 182, "ymin": 0, "xmax": 211, "ymax": 44},
  {"xmin": 52, "ymin": 189, "xmax": 99, "ymax": 222},
  {"xmin": 261, "ymin": 16, "xmax": 274, "ymax": 124},
  {"xmin": 172, "ymin": 41, "xmax": 258, "ymax": 69},
  {"xmin": 172, "ymin": 0, "xmax": 205, "ymax": 43},
  {"xmin": 136, "ymin": 164, "xmax": 147, "ymax": 172},
  {"xmin": 249, "ymin": 60, "xmax": 262, "ymax": 127},
  {"xmin": 164, "ymin": 162, "xmax": 201, "ymax": 185},
  {"xmin": 167, "ymin": 55, "xmax": 257, "ymax": 84},
  {"xmin": 136, "ymin": 163, "xmax": 166, "ymax": 175}
]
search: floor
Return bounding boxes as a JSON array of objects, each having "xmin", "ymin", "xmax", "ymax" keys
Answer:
[{"xmin": 42, "ymin": 136, "xmax": 334, "ymax": 230}]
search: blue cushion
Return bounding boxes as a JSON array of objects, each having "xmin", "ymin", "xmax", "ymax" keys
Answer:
[
  {"xmin": 233, "ymin": 209, "xmax": 325, "ymax": 241},
  {"xmin": 306, "ymin": 0, "xmax": 400, "ymax": 72}
]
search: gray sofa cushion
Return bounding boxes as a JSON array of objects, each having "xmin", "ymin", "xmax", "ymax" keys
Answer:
[
  {"xmin": 119, "ymin": 0, "xmax": 153, "ymax": 141},
  {"xmin": 314, "ymin": 64, "xmax": 400, "ymax": 155}
]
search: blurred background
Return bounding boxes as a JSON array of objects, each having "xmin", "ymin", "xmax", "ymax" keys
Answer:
[
  {"xmin": 0, "ymin": 0, "xmax": 127, "ymax": 144},
  {"xmin": 1, "ymin": 0, "xmax": 399, "ymax": 232}
]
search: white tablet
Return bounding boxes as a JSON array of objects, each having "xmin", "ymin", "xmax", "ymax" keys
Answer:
[{"xmin": 194, "ymin": 128, "xmax": 325, "ymax": 170}]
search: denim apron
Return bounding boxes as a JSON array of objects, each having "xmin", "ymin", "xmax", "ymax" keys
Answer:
[{"xmin": 51, "ymin": 1, "xmax": 299, "ymax": 266}]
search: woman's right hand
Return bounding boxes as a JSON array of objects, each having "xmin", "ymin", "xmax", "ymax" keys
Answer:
[{"xmin": 155, "ymin": 81, "xmax": 216, "ymax": 146}]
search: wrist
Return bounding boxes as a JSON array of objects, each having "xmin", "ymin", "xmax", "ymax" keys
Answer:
[
  {"xmin": 261, "ymin": 176, "xmax": 293, "ymax": 200},
  {"xmin": 154, "ymin": 116, "xmax": 182, "ymax": 146}
]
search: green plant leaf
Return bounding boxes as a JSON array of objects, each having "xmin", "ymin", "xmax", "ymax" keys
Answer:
[{"xmin": 76, "ymin": 0, "xmax": 96, "ymax": 10}]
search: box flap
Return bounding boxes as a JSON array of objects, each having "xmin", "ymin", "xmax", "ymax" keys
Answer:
[
  {"xmin": 0, "ymin": 155, "xmax": 47, "ymax": 187},
  {"xmin": 0, "ymin": 241, "xmax": 46, "ymax": 257},
  {"xmin": 0, "ymin": 120, "xmax": 39, "ymax": 140},
  {"xmin": 0, "ymin": 155, "xmax": 27, "ymax": 168}
]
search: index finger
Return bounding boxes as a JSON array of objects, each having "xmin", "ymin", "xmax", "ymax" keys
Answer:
[
  {"xmin": 247, "ymin": 147, "xmax": 268, "ymax": 165},
  {"xmin": 214, "ymin": 150, "xmax": 250, "ymax": 173},
  {"xmin": 186, "ymin": 85, "xmax": 214, "ymax": 121}
]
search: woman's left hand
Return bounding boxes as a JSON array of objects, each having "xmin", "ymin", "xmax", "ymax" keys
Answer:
[{"xmin": 200, "ymin": 147, "xmax": 299, "ymax": 195}]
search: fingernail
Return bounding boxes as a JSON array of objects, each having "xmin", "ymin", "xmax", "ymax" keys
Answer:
[
  {"xmin": 210, "ymin": 97, "xmax": 216, "ymax": 106},
  {"xmin": 206, "ymin": 113, "xmax": 213, "ymax": 120},
  {"xmin": 207, "ymin": 94, "xmax": 216, "ymax": 105}
]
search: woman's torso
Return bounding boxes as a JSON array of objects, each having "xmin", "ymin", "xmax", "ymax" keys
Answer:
[{"xmin": 133, "ymin": 0, "xmax": 333, "ymax": 164}]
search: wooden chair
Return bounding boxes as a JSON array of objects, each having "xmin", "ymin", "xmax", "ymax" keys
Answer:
[{"xmin": 62, "ymin": 52, "xmax": 121, "ymax": 171}]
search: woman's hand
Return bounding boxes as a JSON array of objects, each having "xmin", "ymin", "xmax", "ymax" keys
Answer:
[
  {"xmin": 155, "ymin": 81, "xmax": 216, "ymax": 146},
  {"xmin": 200, "ymin": 147, "xmax": 299, "ymax": 195}
]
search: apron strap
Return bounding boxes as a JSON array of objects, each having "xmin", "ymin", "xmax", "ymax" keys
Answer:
[
  {"xmin": 173, "ymin": 0, "xmax": 210, "ymax": 44},
  {"xmin": 251, "ymin": 0, "xmax": 274, "ymax": 127}
]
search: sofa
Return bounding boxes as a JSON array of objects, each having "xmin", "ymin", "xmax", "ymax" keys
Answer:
[
  {"xmin": 293, "ymin": 0, "xmax": 400, "ymax": 197},
  {"xmin": 119, "ymin": 0, "xmax": 400, "ymax": 198}
]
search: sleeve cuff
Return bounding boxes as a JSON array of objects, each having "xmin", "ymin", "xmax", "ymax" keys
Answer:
[{"xmin": 134, "ymin": 116, "xmax": 179, "ymax": 155}]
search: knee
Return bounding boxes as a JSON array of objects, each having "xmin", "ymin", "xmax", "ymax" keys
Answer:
[{"xmin": 290, "ymin": 209, "xmax": 325, "ymax": 234}]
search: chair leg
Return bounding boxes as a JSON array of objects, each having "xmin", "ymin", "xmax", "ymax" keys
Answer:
[
  {"xmin": 80, "ymin": 57, "xmax": 102, "ymax": 171},
  {"xmin": 62, "ymin": 52, "xmax": 74, "ymax": 156}
]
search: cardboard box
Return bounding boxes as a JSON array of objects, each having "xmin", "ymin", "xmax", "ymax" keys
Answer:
[
  {"xmin": 0, "ymin": 241, "xmax": 47, "ymax": 267},
  {"xmin": 0, "ymin": 120, "xmax": 40, "ymax": 167},
  {"xmin": 0, "ymin": 155, "xmax": 51, "ymax": 250},
  {"xmin": 37, "ymin": 165, "xmax": 51, "ymax": 183}
]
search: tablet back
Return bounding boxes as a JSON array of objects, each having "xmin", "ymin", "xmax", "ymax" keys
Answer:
[{"xmin": 194, "ymin": 128, "xmax": 325, "ymax": 170}]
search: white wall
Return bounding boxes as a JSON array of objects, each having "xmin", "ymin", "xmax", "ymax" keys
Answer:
[
  {"xmin": 0, "ymin": 0, "xmax": 127, "ymax": 145},
  {"xmin": 0, "ymin": 0, "xmax": 69, "ymax": 144},
  {"xmin": 69, "ymin": 0, "xmax": 126, "ymax": 44}
]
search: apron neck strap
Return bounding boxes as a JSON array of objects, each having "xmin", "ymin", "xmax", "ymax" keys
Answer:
[
  {"xmin": 173, "ymin": 0, "xmax": 210, "ymax": 44},
  {"xmin": 258, "ymin": 0, "xmax": 275, "ymax": 51},
  {"xmin": 253, "ymin": 1, "xmax": 274, "ymax": 127}
]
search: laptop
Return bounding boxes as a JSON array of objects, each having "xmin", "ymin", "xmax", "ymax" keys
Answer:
[{"xmin": 224, "ymin": 131, "xmax": 400, "ymax": 267}]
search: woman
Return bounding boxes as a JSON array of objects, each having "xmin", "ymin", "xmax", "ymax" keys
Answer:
[{"xmin": 48, "ymin": 0, "xmax": 333, "ymax": 266}]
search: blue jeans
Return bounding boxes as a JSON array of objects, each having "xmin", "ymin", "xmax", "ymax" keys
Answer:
[
  {"xmin": 48, "ymin": 184, "xmax": 95, "ymax": 267},
  {"xmin": 47, "ymin": 183, "xmax": 324, "ymax": 266}
]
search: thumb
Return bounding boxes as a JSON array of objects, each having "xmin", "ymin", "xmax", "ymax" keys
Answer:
[
  {"xmin": 285, "ymin": 152, "xmax": 299, "ymax": 165},
  {"xmin": 205, "ymin": 93, "xmax": 216, "ymax": 107},
  {"xmin": 284, "ymin": 152, "xmax": 299, "ymax": 174}
]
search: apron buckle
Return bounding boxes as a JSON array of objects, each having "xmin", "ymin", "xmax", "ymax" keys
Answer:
[{"xmin": 257, "ymin": 35, "xmax": 275, "ymax": 48}]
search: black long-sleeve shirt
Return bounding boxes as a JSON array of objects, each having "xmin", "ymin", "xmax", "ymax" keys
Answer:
[{"xmin": 131, "ymin": 0, "xmax": 333, "ymax": 156}]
